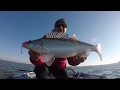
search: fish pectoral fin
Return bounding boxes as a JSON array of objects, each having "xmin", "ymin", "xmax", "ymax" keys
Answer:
[
  {"xmin": 45, "ymin": 57, "xmax": 55, "ymax": 66},
  {"xmin": 41, "ymin": 53, "xmax": 54, "ymax": 63},
  {"xmin": 77, "ymin": 50, "xmax": 91, "ymax": 58},
  {"xmin": 33, "ymin": 45, "xmax": 55, "ymax": 65}
]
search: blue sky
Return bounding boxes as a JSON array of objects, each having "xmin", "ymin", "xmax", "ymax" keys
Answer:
[{"xmin": 0, "ymin": 11, "xmax": 120, "ymax": 66}]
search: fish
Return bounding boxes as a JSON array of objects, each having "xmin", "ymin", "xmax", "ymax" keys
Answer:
[{"xmin": 22, "ymin": 31, "xmax": 102, "ymax": 65}]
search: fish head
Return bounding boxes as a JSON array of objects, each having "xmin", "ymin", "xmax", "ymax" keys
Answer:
[{"xmin": 22, "ymin": 39, "xmax": 49, "ymax": 54}]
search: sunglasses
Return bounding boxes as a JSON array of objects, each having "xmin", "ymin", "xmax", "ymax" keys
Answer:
[{"xmin": 55, "ymin": 24, "xmax": 66, "ymax": 28}]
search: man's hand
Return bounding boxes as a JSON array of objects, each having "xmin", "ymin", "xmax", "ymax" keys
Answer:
[
  {"xmin": 28, "ymin": 50, "xmax": 40, "ymax": 61},
  {"xmin": 67, "ymin": 56, "xmax": 87, "ymax": 66},
  {"xmin": 74, "ymin": 56, "xmax": 87, "ymax": 63}
]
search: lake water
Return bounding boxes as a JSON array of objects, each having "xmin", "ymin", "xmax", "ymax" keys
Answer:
[{"xmin": 1, "ymin": 59, "xmax": 120, "ymax": 79}]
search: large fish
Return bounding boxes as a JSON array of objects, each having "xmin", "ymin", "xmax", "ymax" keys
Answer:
[{"xmin": 22, "ymin": 31, "xmax": 102, "ymax": 65}]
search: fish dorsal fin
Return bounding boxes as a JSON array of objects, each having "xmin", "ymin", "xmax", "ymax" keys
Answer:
[
  {"xmin": 46, "ymin": 31, "xmax": 69, "ymax": 39},
  {"xmin": 71, "ymin": 34, "xmax": 80, "ymax": 41}
]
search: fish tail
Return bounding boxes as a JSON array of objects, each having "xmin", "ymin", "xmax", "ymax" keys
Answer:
[{"xmin": 96, "ymin": 43, "xmax": 102, "ymax": 61}]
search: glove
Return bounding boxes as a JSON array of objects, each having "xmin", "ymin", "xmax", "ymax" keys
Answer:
[{"xmin": 67, "ymin": 56, "xmax": 87, "ymax": 66}]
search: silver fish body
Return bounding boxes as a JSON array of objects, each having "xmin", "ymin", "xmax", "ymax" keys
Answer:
[{"xmin": 22, "ymin": 38, "xmax": 102, "ymax": 62}]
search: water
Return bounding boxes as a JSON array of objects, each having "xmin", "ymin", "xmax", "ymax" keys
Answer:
[
  {"xmin": 70, "ymin": 63, "xmax": 120, "ymax": 79},
  {"xmin": 0, "ymin": 59, "xmax": 34, "ymax": 79},
  {"xmin": 1, "ymin": 59, "xmax": 120, "ymax": 79}
]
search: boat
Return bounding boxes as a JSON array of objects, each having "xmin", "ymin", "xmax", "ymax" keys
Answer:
[{"xmin": 7, "ymin": 67, "xmax": 108, "ymax": 79}]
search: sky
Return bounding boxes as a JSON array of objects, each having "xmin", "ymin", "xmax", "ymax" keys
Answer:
[{"xmin": 0, "ymin": 11, "xmax": 120, "ymax": 66}]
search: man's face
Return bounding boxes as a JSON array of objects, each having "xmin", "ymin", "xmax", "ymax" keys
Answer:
[{"xmin": 54, "ymin": 23, "xmax": 67, "ymax": 33}]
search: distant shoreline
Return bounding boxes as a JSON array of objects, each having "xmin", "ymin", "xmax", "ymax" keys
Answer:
[{"xmin": 0, "ymin": 59, "xmax": 32, "ymax": 65}]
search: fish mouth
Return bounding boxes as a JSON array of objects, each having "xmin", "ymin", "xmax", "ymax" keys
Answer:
[
  {"xmin": 21, "ymin": 40, "xmax": 31, "ymax": 53},
  {"xmin": 22, "ymin": 40, "xmax": 30, "ymax": 47}
]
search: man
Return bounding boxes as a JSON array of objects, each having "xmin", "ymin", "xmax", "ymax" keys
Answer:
[{"xmin": 28, "ymin": 18, "xmax": 87, "ymax": 79}]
